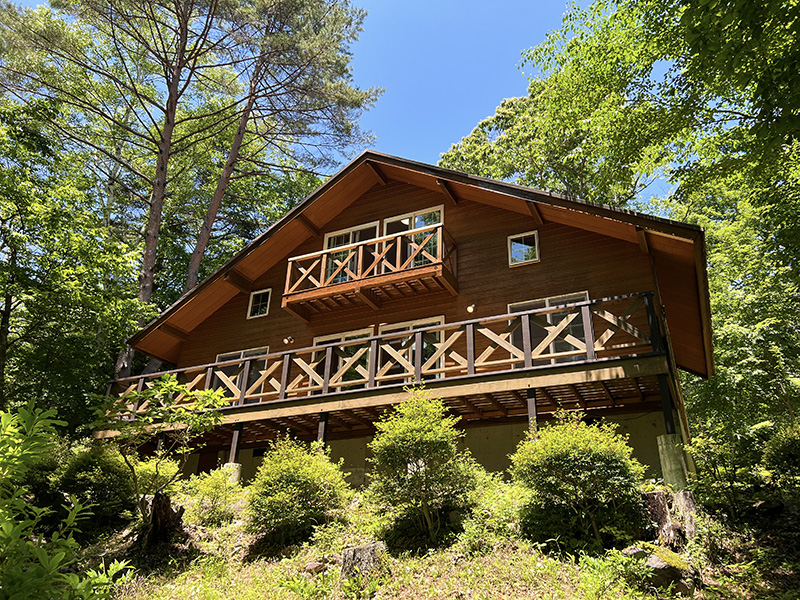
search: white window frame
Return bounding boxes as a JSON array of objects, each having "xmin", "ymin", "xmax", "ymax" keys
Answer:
[
  {"xmin": 323, "ymin": 220, "xmax": 380, "ymax": 250},
  {"xmin": 247, "ymin": 288, "xmax": 272, "ymax": 319},
  {"xmin": 507, "ymin": 230, "xmax": 540, "ymax": 267},
  {"xmin": 382, "ymin": 205, "xmax": 444, "ymax": 236},
  {"xmin": 313, "ymin": 327, "xmax": 375, "ymax": 346},
  {"xmin": 509, "ymin": 291, "xmax": 589, "ymax": 364}
]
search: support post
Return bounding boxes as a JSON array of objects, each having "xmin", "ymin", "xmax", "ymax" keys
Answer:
[
  {"xmin": 526, "ymin": 388, "xmax": 538, "ymax": 434},
  {"xmin": 657, "ymin": 374, "xmax": 676, "ymax": 435},
  {"xmin": 155, "ymin": 433, "xmax": 165, "ymax": 453},
  {"xmin": 658, "ymin": 434, "xmax": 688, "ymax": 489},
  {"xmin": 317, "ymin": 412, "xmax": 329, "ymax": 444},
  {"xmin": 225, "ymin": 423, "xmax": 243, "ymax": 483}
]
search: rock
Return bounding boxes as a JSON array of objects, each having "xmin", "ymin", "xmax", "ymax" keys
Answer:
[
  {"xmin": 645, "ymin": 552, "xmax": 697, "ymax": 596},
  {"xmin": 674, "ymin": 490, "xmax": 698, "ymax": 540},
  {"xmin": 751, "ymin": 499, "xmax": 784, "ymax": 517},
  {"xmin": 340, "ymin": 542, "xmax": 387, "ymax": 582},
  {"xmin": 643, "ymin": 490, "xmax": 679, "ymax": 547},
  {"xmin": 304, "ymin": 561, "xmax": 326, "ymax": 574},
  {"xmin": 621, "ymin": 545, "xmax": 647, "ymax": 559}
]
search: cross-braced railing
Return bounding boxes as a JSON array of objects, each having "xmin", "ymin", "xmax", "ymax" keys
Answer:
[
  {"xmin": 284, "ymin": 223, "xmax": 457, "ymax": 296},
  {"xmin": 109, "ymin": 292, "xmax": 664, "ymax": 412}
]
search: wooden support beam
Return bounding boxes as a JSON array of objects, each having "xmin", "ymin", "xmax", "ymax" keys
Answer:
[
  {"xmin": 482, "ymin": 393, "xmax": 508, "ymax": 416},
  {"xmin": 540, "ymin": 388, "xmax": 558, "ymax": 408},
  {"xmin": 436, "ymin": 178, "xmax": 459, "ymax": 206},
  {"xmin": 457, "ymin": 396, "xmax": 483, "ymax": 418},
  {"xmin": 527, "ymin": 201, "xmax": 544, "ymax": 225},
  {"xmin": 636, "ymin": 226, "xmax": 650, "ymax": 254},
  {"xmin": 657, "ymin": 374, "xmax": 676, "ymax": 435},
  {"xmin": 341, "ymin": 410, "xmax": 373, "ymax": 429},
  {"xmin": 568, "ymin": 384, "xmax": 587, "ymax": 408},
  {"xmin": 278, "ymin": 418, "xmax": 312, "ymax": 435},
  {"xmin": 526, "ymin": 388, "xmax": 538, "ymax": 432},
  {"xmin": 281, "ymin": 301, "xmax": 311, "ymax": 322},
  {"xmin": 510, "ymin": 390, "xmax": 528, "ymax": 409},
  {"xmin": 354, "ymin": 286, "xmax": 381, "ymax": 310},
  {"xmin": 228, "ymin": 423, "xmax": 243, "ymax": 463},
  {"xmin": 158, "ymin": 322, "xmax": 189, "ymax": 341},
  {"xmin": 599, "ymin": 381, "xmax": 617, "ymax": 406},
  {"xmin": 297, "ymin": 214, "xmax": 321, "ymax": 238},
  {"xmin": 317, "ymin": 412, "xmax": 329, "ymax": 443},
  {"xmin": 365, "ymin": 160, "xmax": 388, "ymax": 185},
  {"xmin": 223, "ymin": 269, "xmax": 253, "ymax": 294}
]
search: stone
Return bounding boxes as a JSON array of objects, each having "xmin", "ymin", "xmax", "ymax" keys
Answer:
[
  {"xmin": 340, "ymin": 541, "xmax": 387, "ymax": 582},
  {"xmin": 645, "ymin": 553, "xmax": 697, "ymax": 596},
  {"xmin": 304, "ymin": 561, "xmax": 326, "ymax": 574},
  {"xmin": 621, "ymin": 545, "xmax": 647, "ymax": 559}
]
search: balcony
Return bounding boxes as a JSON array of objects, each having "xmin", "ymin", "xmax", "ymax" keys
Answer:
[
  {"xmin": 282, "ymin": 223, "xmax": 458, "ymax": 320},
  {"xmin": 109, "ymin": 292, "xmax": 673, "ymax": 441}
]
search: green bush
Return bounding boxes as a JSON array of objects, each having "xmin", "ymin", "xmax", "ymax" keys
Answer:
[
  {"xmin": 510, "ymin": 412, "xmax": 647, "ymax": 551},
  {"xmin": 247, "ymin": 439, "xmax": 350, "ymax": 547},
  {"xmin": 1, "ymin": 404, "xmax": 128, "ymax": 599},
  {"xmin": 368, "ymin": 387, "xmax": 480, "ymax": 547},
  {"xmin": 762, "ymin": 422, "xmax": 800, "ymax": 491},
  {"xmin": 56, "ymin": 442, "xmax": 137, "ymax": 535},
  {"xmin": 181, "ymin": 464, "xmax": 244, "ymax": 526},
  {"xmin": 134, "ymin": 455, "xmax": 181, "ymax": 496}
]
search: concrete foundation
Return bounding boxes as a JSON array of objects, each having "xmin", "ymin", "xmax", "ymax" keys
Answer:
[{"xmin": 223, "ymin": 462, "xmax": 242, "ymax": 483}]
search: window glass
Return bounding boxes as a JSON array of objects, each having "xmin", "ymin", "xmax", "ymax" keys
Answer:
[
  {"xmin": 247, "ymin": 289, "xmax": 271, "ymax": 318},
  {"xmin": 323, "ymin": 223, "xmax": 378, "ymax": 284},
  {"xmin": 508, "ymin": 232, "xmax": 539, "ymax": 265},
  {"xmin": 384, "ymin": 207, "xmax": 443, "ymax": 270}
]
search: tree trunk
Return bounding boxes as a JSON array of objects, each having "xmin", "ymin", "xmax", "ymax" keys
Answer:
[
  {"xmin": 184, "ymin": 59, "xmax": 264, "ymax": 292},
  {"xmin": 145, "ymin": 492, "xmax": 185, "ymax": 547},
  {"xmin": 0, "ymin": 289, "xmax": 13, "ymax": 413}
]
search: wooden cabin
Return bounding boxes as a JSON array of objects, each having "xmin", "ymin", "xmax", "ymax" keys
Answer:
[{"xmin": 107, "ymin": 152, "xmax": 713, "ymax": 485}]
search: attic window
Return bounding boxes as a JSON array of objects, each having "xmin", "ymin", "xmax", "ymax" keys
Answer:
[
  {"xmin": 247, "ymin": 288, "xmax": 271, "ymax": 319},
  {"xmin": 508, "ymin": 231, "xmax": 540, "ymax": 266}
]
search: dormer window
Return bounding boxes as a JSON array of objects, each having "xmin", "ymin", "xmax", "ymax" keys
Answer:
[
  {"xmin": 508, "ymin": 231, "xmax": 539, "ymax": 266},
  {"xmin": 247, "ymin": 288, "xmax": 272, "ymax": 318}
]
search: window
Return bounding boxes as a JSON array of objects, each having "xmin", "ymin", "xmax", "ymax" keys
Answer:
[
  {"xmin": 247, "ymin": 288, "xmax": 271, "ymax": 319},
  {"xmin": 508, "ymin": 231, "xmax": 539, "ymax": 266},
  {"xmin": 313, "ymin": 328, "xmax": 373, "ymax": 390},
  {"xmin": 383, "ymin": 206, "xmax": 443, "ymax": 269},
  {"xmin": 215, "ymin": 346, "xmax": 269, "ymax": 402},
  {"xmin": 509, "ymin": 292, "xmax": 589, "ymax": 364},
  {"xmin": 323, "ymin": 222, "xmax": 379, "ymax": 284},
  {"xmin": 378, "ymin": 316, "xmax": 444, "ymax": 384}
]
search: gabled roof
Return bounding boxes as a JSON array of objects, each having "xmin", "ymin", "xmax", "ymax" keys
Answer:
[{"xmin": 131, "ymin": 151, "xmax": 714, "ymax": 378}]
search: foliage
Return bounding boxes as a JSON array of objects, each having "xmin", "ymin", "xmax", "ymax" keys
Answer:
[
  {"xmin": 0, "ymin": 100, "xmax": 146, "ymax": 421},
  {"xmin": 367, "ymin": 388, "xmax": 480, "ymax": 545},
  {"xmin": 762, "ymin": 422, "xmax": 800, "ymax": 491},
  {"xmin": 55, "ymin": 442, "xmax": 137, "ymax": 536},
  {"xmin": 133, "ymin": 455, "xmax": 181, "ymax": 497},
  {"xmin": 94, "ymin": 373, "xmax": 226, "ymax": 544},
  {"xmin": 0, "ymin": 403, "xmax": 129, "ymax": 599},
  {"xmin": 247, "ymin": 438, "xmax": 351, "ymax": 547},
  {"xmin": 510, "ymin": 412, "xmax": 646, "ymax": 550},
  {"xmin": 181, "ymin": 464, "xmax": 244, "ymax": 527},
  {"xmin": 454, "ymin": 473, "xmax": 528, "ymax": 557}
]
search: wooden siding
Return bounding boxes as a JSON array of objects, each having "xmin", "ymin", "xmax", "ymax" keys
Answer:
[{"xmin": 177, "ymin": 181, "xmax": 657, "ymax": 369}]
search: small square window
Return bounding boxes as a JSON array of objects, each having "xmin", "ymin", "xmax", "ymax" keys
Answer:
[
  {"xmin": 247, "ymin": 288, "xmax": 271, "ymax": 319},
  {"xmin": 508, "ymin": 231, "xmax": 540, "ymax": 266}
]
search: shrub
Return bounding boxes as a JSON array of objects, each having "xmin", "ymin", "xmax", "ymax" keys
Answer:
[
  {"xmin": 56, "ymin": 442, "xmax": 137, "ymax": 535},
  {"xmin": 134, "ymin": 455, "xmax": 181, "ymax": 496},
  {"xmin": 762, "ymin": 422, "xmax": 800, "ymax": 491},
  {"xmin": 1, "ymin": 404, "xmax": 128, "ymax": 599},
  {"xmin": 181, "ymin": 464, "xmax": 244, "ymax": 526},
  {"xmin": 247, "ymin": 438, "xmax": 350, "ymax": 547},
  {"xmin": 510, "ymin": 411, "xmax": 647, "ymax": 550},
  {"xmin": 368, "ymin": 387, "xmax": 480, "ymax": 546}
]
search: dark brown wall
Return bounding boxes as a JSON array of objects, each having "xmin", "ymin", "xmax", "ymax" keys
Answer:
[{"xmin": 177, "ymin": 181, "xmax": 656, "ymax": 367}]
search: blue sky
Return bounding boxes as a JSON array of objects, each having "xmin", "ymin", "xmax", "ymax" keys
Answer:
[{"xmin": 351, "ymin": 1, "xmax": 569, "ymax": 164}]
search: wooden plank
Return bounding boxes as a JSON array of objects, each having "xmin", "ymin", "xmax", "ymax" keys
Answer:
[
  {"xmin": 527, "ymin": 201, "xmax": 544, "ymax": 225},
  {"xmin": 636, "ymin": 226, "xmax": 650, "ymax": 254},
  {"xmin": 297, "ymin": 213, "xmax": 321, "ymax": 237},
  {"xmin": 228, "ymin": 423, "xmax": 242, "ymax": 463},
  {"xmin": 354, "ymin": 286, "xmax": 381, "ymax": 310},
  {"xmin": 436, "ymin": 178, "xmax": 459, "ymax": 206},
  {"xmin": 223, "ymin": 269, "xmax": 253, "ymax": 294},
  {"xmin": 365, "ymin": 160, "xmax": 388, "ymax": 185},
  {"xmin": 599, "ymin": 381, "xmax": 617, "ymax": 406},
  {"xmin": 482, "ymin": 392, "xmax": 508, "ymax": 416},
  {"xmin": 567, "ymin": 384, "xmax": 587, "ymax": 408},
  {"xmin": 317, "ymin": 412, "xmax": 329, "ymax": 442},
  {"xmin": 159, "ymin": 322, "xmax": 189, "ymax": 341}
]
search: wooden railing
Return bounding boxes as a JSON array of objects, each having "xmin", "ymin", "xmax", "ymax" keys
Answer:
[
  {"xmin": 110, "ymin": 292, "xmax": 663, "ymax": 411},
  {"xmin": 284, "ymin": 223, "xmax": 457, "ymax": 296}
]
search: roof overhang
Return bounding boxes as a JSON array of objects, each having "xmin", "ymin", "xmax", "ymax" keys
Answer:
[{"xmin": 130, "ymin": 151, "xmax": 714, "ymax": 378}]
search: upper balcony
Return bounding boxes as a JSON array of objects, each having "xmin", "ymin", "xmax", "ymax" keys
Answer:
[
  {"xmin": 282, "ymin": 223, "xmax": 458, "ymax": 320},
  {"xmin": 108, "ymin": 292, "xmax": 674, "ymax": 439}
]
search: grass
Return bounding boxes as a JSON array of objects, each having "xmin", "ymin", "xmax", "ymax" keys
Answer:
[{"xmin": 101, "ymin": 489, "xmax": 800, "ymax": 600}]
